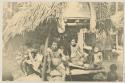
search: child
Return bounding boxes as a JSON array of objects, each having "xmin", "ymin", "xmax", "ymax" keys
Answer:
[
  {"xmin": 112, "ymin": 49, "xmax": 119, "ymax": 61},
  {"xmin": 93, "ymin": 46, "xmax": 103, "ymax": 68},
  {"xmin": 107, "ymin": 64, "xmax": 118, "ymax": 81}
]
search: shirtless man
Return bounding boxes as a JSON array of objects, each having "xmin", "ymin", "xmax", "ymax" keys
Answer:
[{"xmin": 46, "ymin": 41, "xmax": 66, "ymax": 81}]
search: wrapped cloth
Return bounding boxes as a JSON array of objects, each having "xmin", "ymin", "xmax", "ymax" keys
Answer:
[
  {"xmin": 46, "ymin": 48, "xmax": 66, "ymax": 81},
  {"xmin": 47, "ymin": 63, "xmax": 65, "ymax": 81}
]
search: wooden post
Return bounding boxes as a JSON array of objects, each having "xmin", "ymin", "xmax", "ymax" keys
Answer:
[
  {"xmin": 115, "ymin": 3, "xmax": 119, "ymax": 50},
  {"xmin": 116, "ymin": 30, "xmax": 119, "ymax": 50},
  {"xmin": 77, "ymin": 28, "xmax": 84, "ymax": 53},
  {"xmin": 42, "ymin": 26, "xmax": 52, "ymax": 81},
  {"xmin": 88, "ymin": 2, "xmax": 96, "ymax": 33},
  {"xmin": 42, "ymin": 36, "xmax": 49, "ymax": 81}
]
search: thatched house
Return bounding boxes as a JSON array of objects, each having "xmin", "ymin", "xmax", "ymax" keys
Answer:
[
  {"xmin": 3, "ymin": 2, "xmax": 67, "ymax": 80},
  {"xmin": 3, "ymin": 2, "xmax": 97, "ymax": 80},
  {"xmin": 3, "ymin": 2, "xmax": 123, "ymax": 81}
]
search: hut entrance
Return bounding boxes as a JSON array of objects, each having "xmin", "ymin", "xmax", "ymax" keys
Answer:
[{"xmin": 64, "ymin": 17, "xmax": 96, "ymax": 47}]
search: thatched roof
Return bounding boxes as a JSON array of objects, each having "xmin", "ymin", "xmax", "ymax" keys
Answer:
[{"xmin": 3, "ymin": 2, "xmax": 67, "ymax": 44}]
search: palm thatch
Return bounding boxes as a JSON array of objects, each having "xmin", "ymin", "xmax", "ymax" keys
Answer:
[{"xmin": 3, "ymin": 2, "xmax": 67, "ymax": 45}]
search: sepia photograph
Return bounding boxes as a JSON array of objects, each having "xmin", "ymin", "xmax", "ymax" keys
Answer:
[{"xmin": 2, "ymin": 1, "xmax": 124, "ymax": 81}]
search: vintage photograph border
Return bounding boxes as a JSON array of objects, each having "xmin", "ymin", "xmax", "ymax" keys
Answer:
[{"xmin": 0, "ymin": 0, "xmax": 124, "ymax": 83}]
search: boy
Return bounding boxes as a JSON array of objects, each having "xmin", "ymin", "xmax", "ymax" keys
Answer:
[
  {"xmin": 112, "ymin": 49, "xmax": 119, "ymax": 61},
  {"xmin": 107, "ymin": 64, "xmax": 118, "ymax": 81},
  {"xmin": 93, "ymin": 46, "xmax": 103, "ymax": 68}
]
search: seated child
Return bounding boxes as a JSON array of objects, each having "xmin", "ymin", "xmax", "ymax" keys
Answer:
[
  {"xmin": 107, "ymin": 64, "xmax": 118, "ymax": 81},
  {"xmin": 112, "ymin": 49, "xmax": 119, "ymax": 61},
  {"xmin": 93, "ymin": 46, "xmax": 103, "ymax": 68}
]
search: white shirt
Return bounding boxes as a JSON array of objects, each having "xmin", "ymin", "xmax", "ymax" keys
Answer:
[{"xmin": 94, "ymin": 52, "xmax": 102, "ymax": 64}]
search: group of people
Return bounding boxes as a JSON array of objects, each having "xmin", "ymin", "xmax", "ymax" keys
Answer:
[
  {"xmin": 15, "ymin": 36, "xmax": 119, "ymax": 81},
  {"xmin": 16, "ymin": 37, "xmax": 104, "ymax": 81}
]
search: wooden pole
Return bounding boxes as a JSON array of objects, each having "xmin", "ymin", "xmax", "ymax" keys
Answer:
[
  {"xmin": 115, "ymin": 2, "xmax": 119, "ymax": 50},
  {"xmin": 42, "ymin": 25, "xmax": 52, "ymax": 81},
  {"xmin": 88, "ymin": 2, "xmax": 96, "ymax": 33},
  {"xmin": 42, "ymin": 36, "xmax": 49, "ymax": 81}
]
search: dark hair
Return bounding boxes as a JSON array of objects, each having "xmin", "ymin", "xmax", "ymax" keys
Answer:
[
  {"xmin": 110, "ymin": 64, "xmax": 117, "ymax": 71},
  {"xmin": 51, "ymin": 41, "xmax": 58, "ymax": 46},
  {"xmin": 51, "ymin": 40, "xmax": 58, "ymax": 48},
  {"xmin": 52, "ymin": 37, "xmax": 58, "ymax": 44},
  {"xmin": 31, "ymin": 49, "xmax": 38, "ymax": 58},
  {"xmin": 71, "ymin": 38, "xmax": 77, "ymax": 43}
]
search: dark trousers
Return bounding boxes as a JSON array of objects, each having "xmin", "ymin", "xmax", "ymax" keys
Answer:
[{"xmin": 21, "ymin": 62, "xmax": 42, "ymax": 77}]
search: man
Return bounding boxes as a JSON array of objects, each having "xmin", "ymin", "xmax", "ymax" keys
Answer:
[
  {"xmin": 46, "ymin": 41, "xmax": 66, "ymax": 81},
  {"xmin": 23, "ymin": 49, "xmax": 43, "ymax": 77},
  {"xmin": 69, "ymin": 38, "xmax": 85, "ymax": 66}
]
